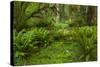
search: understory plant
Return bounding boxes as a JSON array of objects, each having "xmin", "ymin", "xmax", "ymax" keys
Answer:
[
  {"xmin": 13, "ymin": 28, "xmax": 53, "ymax": 64},
  {"xmin": 72, "ymin": 26, "xmax": 97, "ymax": 61}
]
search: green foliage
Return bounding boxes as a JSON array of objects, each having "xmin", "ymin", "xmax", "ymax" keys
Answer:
[
  {"xmin": 54, "ymin": 22, "xmax": 69, "ymax": 29},
  {"xmin": 13, "ymin": 1, "xmax": 56, "ymax": 32},
  {"xmin": 26, "ymin": 17, "xmax": 54, "ymax": 29},
  {"xmin": 13, "ymin": 1, "xmax": 97, "ymax": 65},
  {"xmin": 71, "ymin": 26, "xmax": 97, "ymax": 61},
  {"xmin": 16, "ymin": 41, "xmax": 82, "ymax": 65},
  {"xmin": 29, "ymin": 28, "xmax": 52, "ymax": 48},
  {"xmin": 13, "ymin": 28, "xmax": 52, "ymax": 61},
  {"xmin": 13, "ymin": 1, "xmax": 28, "ymax": 31},
  {"xmin": 25, "ymin": 3, "xmax": 40, "ymax": 15}
]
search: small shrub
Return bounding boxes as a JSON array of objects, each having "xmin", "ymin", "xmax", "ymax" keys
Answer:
[
  {"xmin": 30, "ymin": 28, "xmax": 52, "ymax": 48},
  {"xmin": 52, "ymin": 29, "xmax": 68, "ymax": 41},
  {"xmin": 72, "ymin": 26, "xmax": 97, "ymax": 61},
  {"xmin": 13, "ymin": 28, "xmax": 52, "ymax": 60}
]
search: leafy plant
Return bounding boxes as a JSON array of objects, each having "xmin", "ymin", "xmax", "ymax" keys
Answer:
[
  {"xmin": 72, "ymin": 26, "xmax": 97, "ymax": 61},
  {"xmin": 30, "ymin": 28, "xmax": 52, "ymax": 48},
  {"xmin": 12, "ymin": 1, "xmax": 97, "ymax": 65},
  {"xmin": 13, "ymin": 28, "xmax": 52, "ymax": 59}
]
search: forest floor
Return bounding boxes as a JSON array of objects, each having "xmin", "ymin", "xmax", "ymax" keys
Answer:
[
  {"xmin": 19, "ymin": 41, "xmax": 83, "ymax": 65},
  {"xmin": 15, "ymin": 26, "xmax": 97, "ymax": 66}
]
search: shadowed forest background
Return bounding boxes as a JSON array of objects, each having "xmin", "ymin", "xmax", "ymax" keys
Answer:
[{"xmin": 12, "ymin": 1, "xmax": 97, "ymax": 66}]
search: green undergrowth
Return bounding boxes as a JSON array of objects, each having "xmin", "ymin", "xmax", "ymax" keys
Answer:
[
  {"xmin": 16, "ymin": 41, "xmax": 82, "ymax": 65},
  {"xmin": 14, "ymin": 26, "xmax": 97, "ymax": 66}
]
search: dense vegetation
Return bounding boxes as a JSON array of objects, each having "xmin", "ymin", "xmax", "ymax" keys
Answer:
[{"xmin": 12, "ymin": 1, "xmax": 97, "ymax": 66}]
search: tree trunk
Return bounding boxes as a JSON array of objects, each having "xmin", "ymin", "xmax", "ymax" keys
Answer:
[{"xmin": 86, "ymin": 6, "xmax": 97, "ymax": 26}]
